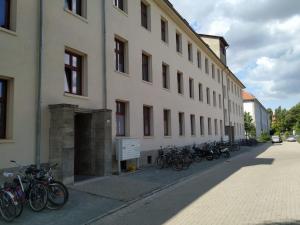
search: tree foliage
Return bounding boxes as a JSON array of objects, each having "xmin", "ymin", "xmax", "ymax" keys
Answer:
[{"xmin": 244, "ymin": 112, "xmax": 256, "ymax": 138}]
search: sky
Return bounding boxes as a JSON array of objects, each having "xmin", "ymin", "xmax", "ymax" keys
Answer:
[{"xmin": 169, "ymin": 0, "xmax": 300, "ymax": 110}]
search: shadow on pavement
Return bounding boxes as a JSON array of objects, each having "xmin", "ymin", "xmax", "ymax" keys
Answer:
[{"xmin": 257, "ymin": 221, "xmax": 300, "ymax": 225}]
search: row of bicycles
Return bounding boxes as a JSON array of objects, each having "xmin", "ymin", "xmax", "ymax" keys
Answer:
[
  {"xmin": 0, "ymin": 160, "xmax": 68, "ymax": 222},
  {"xmin": 156, "ymin": 141, "xmax": 241, "ymax": 171},
  {"xmin": 239, "ymin": 138, "xmax": 258, "ymax": 146}
]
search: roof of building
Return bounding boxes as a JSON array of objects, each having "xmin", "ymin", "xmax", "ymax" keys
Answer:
[
  {"xmin": 242, "ymin": 91, "xmax": 256, "ymax": 101},
  {"xmin": 161, "ymin": 0, "xmax": 245, "ymax": 88},
  {"xmin": 198, "ymin": 34, "xmax": 229, "ymax": 47}
]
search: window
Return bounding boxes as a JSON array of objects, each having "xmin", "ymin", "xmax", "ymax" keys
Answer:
[
  {"xmin": 115, "ymin": 38, "xmax": 127, "ymax": 73},
  {"xmin": 208, "ymin": 118, "xmax": 212, "ymax": 135},
  {"xmin": 161, "ymin": 18, "xmax": 168, "ymax": 43},
  {"xmin": 189, "ymin": 78, "xmax": 194, "ymax": 99},
  {"xmin": 188, "ymin": 42, "xmax": 193, "ymax": 62},
  {"xmin": 162, "ymin": 63, "xmax": 169, "ymax": 89},
  {"xmin": 177, "ymin": 72, "xmax": 183, "ymax": 94},
  {"xmin": 200, "ymin": 116, "xmax": 204, "ymax": 136},
  {"xmin": 197, "ymin": 51, "xmax": 202, "ymax": 68},
  {"xmin": 228, "ymin": 100, "xmax": 231, "ymax": 113},
  {"xmin": 142, "ymin": 53, "xmax": 151, "ymax": 82},
  {"xmin": 198, "ymin": 83, "xmax": 203, "ymax": 102},
  {"xmin": 176, "ymin": 32, "xmax": 182, "ymax": 53},
  {"xmin": 141, "ymin": 1, "xmax": 150, "ymax": 30},
  {"xmin": 64, "ymin": 51, "xmax": 83, "ymax": 95},
  {"xmin": 219, "ymin": 94, "xmax": 222, "ymax": 108},
  {"xmin": 190, "ymin": 114, "xmax": 195, "ymax": 136},
  {"xmin": 217, "ymin": 69, "xmax": 220, "ymax": 83},
  {"xmin": 178, "ymin": 112, "xmax": 185, "ymax": 136},
  {"xmin": 116, "ymin": 101, "xmax": 127, "ymax": 136},
  {"xmin": 224, "ymin": 109, "xmax": 227, "ymax": 124},
  {"xmin": 214, "ymin": 119, "xmax": 218, "ymax": 135},
  {"xmin": 143, "ymin": 105, "xmax": 153, "ymax": 136},
  {"xmin": 212, "ymin": 64, "xmax": 215, "ymax": 79},
  {"xmin": 205, "ymin": 57, "xmax": 209, "ymax": 74},
  {"xmin": 213, "ymin": 91, "xmax": 216, "ymax": 107},
  {"xmin": 0, "ymin": 0, "xmax": 10, "ymax": 29},
  {"xmin": 163, "ymin": 109, "xmax": 171, "ymax": 136},
  {"xmin": 223, "ymin": 85, "xmax": 227, "ymax": 98},
  {"xmin": 0, "ymin": 79, "xmax": 7, "ymax": 138},
  {"xmin": 113, "ymin": 0, "xmax": 126, "ymax": 12},
  {"xmin": 220, "ymin": 120, "xmax": 223, "ymax": 136},
  {"xmin": 206, "ymin": 87, "xmax": 210, "ymax": 105},
  {"xmin": 65, "ymin": 0, "xmax": 84, "ymax": 16}
]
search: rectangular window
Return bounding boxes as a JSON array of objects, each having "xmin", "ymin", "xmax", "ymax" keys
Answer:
[
  {"xmin": 188, "ymin": 42, "xmax": 193, "ymax": 62},
  {"xmin": 200, "ymin": 116, "xmax": 204, "ymax": 136},
  {"xmin": 161, "ymin": 18, "xmax": 168, "ymax": 43},
  {"xmin": 197, "ymin": 51, "xmax": 202, "ymax": 68},
  {"xmin": 214, "ymin": 119, "xmax": 218, "ymax": 135},
  {"xmin": 164, "ymin": 109, "xmax": 171, "ymax": 136},
  {"xmin": 176, "ymin": 32, "xmax": 182, "ymax": 53},
  {"xmin": 213, "ymin": 91, "xmax": 216, "ymax": 107},
  {"xmin": 198, "ymin": 83, "xmax": 203, "ymax": 102},
  {"xmin": 189, "ymin": 78, "xmax": 194, "ymax": 99},
  {"xmin": 212, "ymin": 64, "xmax": 215, "ymax": 79},
  {"xmin": 143, "ymin": 105, "xmax": 153, "ymax": 136},
  {"xmin": 142, "ymin": 53, "xmax": 151, "ymax": 82},
  {"xmin": 0, "ymin": 79, "xmax": 7, "ymax": 138},
  {"xmin": 0, "ymin": 0, "xmax": 10, "ymax": 29},
  {"xmin": 220, "ymin": 120, "xmax": 223, "ymax": 136},
  {"xmin": 205, "ymin": 57, "xmax": 209, "ymax": 74},
  {"xmin": 190, "ymin": 114, "xmax": 195, "ymax": 136},
  {"xmin": 228, "ymin": 100, "xmax": 231, "ymax": 113},
  {"xmin": 223, "ymin": 85, "xmax": 227, "ymax": 98},
  {"xmin": 65, "ymin": 0, "xmax": 83, "ymax": 16},
  {"xmin": 162, "ymin": 63, "xmax": 169, "ymax": 89},
  {"xmin": 217, "ymin": 69, "xmax": 220, "ymax": 83},
  {"xmin": 219, "ymin": 94, "xmax": 222, "ymax": 108},
  {"xmin": 113, "ymin": 0, "xmax": 125, "ymax": 12},
  {"xmin": 178, "ymin": 112, "xmax": 185, "ymax": 136},
  {"xmin": 208, "ymin": 117, "xmax": 212, "ymax": 135},
  {"xmin": 64, "ymin": 51, "xmax": 83, "ymax": 95},
  {"xmin": 115, "ymin": 38, "xmax": 126, "ymax": 73},
  {"xmin": 177, "ymin": 72, "xmax": 183, "ymax": 94},
  {"xmin": 141, "ymin": 1, "xmax": 149, "ymax": 29},
  {"xmin": 116, "ymin": 101, "xmax": 127, "ymax": 136},
  {"xmin": 206, "ymin": 87, "xmax": 210, "ymax": 105}
]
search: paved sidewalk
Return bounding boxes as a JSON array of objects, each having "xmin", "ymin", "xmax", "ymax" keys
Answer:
[
  {"xmin": 0, "ymin": 145, "xmax": 254, "ymax": 225},
  {"xmin": 92, "ymin": 142, "xmax": 300, "ymax": 225}
]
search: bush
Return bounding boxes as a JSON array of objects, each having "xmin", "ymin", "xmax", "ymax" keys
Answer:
[
  {"xmin": 297, "ymin": 136, "xmax": 300, "ymax": 144},
  {"xmin": 259, "ymin": 132, "xmax": 271, "ymax": 142}
]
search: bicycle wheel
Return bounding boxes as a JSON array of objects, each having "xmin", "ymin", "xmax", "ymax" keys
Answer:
[
  {"xmin": 46, "ymin": 182, "xmax": 68, "ymax": 210},
  {"xmin": 0, "ymin": 191, "xmax": 16, "ymax": 222},
  {"xmin": 172, "ymin": 158, "xmax": 184, "ymax": 171},
  {"xmin": 28, "ymin": 183, "xmax": 48, "ymax": 212}
]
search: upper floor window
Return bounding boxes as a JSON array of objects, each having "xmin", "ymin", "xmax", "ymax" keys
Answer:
[
  {"xmin": 115, "ymin": 38, "xmax": 127, "ymax": 73},
  {"xmin": 162, "ymin": 63, "xmax": 170, "ymax": 89},
  {"xmin": 0, "ymin": 79, "xmax": 7, "ymax": 139},
  {"xmin": 141, "ymin": 1, "xmax": 150, "ymax": 30},
  {"xmin": 206, "ymin": 87, "xmax": 210, "ymax": 105},
  {"xmin": 197, "ymin": 51, "xmax": 202, "ymax": 68},
  {"xmin": 0, "ymin": 0, "xmax": 10, "ymax": 29},
  {"xmin": 142, "ymin": 52, "xmax": 152, "ymax": 82},
  {"xmin": 113, "ymin": 0, "xmax": 126, "ymax": 12},
  {"xmin": 65, "ymin": 0, "xmax": 84, "ymax": 17},
  {"xmin": 188, "ymin": 42, "xmax": 193, "ymax": 62},
  {"xmin": 189, "ymin": 78, "xmax": 194, "ymax": 99},
  {"xmin": 64, "ymin": 50, "xmax": 83, "ymax": 95},
  {"xmin": 217, "ymin": 69, "xmax": 221, "ymax": 83},
  {"xmin": 219, "ymin": 94, "xmax": 222, "ymax": 109},
  {"xmin": 198, "ymin": 83, "xmax": 203, "ymax": 102},
  {"xmin": 161, "ymin": 18, "xmax": 168, "ymax": 43},
  {"xmin": 212, "ymin": 64, "xmax": 215, "ymax": 79},
  {"xmin": 177, "ymin": 72, "xmax": 184, "ymax": 94},
  {"xmin": 205, "ymin": 57, "xmax": 209, "ymax": 74},
  {"xmin": 176, "ymin": 32, "xmax": 182, "ymax": 53},
  {"xmin": 213, "ymin": 91, "xmax": 216, "ymax": 107}
]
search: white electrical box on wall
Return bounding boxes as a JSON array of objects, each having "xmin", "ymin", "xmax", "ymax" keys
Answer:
[{"xmin": 116, "ymin": 138, "xmax": 141, "ymax": 161}]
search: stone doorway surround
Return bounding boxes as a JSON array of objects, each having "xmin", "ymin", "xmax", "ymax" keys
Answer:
[{"xmin": 49, "ymin": 104, "xmax": 112, "ymax": 184}]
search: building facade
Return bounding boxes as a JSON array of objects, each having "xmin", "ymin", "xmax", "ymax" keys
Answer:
[
  {"xmin": 0, "ymin": 0, "xmax": 245, "ymax": 183},
  {"xmin": 243, "ymin": 91, "xmax": 270, "ymax": 137}
]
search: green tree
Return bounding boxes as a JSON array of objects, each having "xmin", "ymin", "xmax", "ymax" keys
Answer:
[
  {"xmin": 272, "ymin": 106, "xmax": 288, "ymax": 133},
  {"xmin": 244, "ymin": 112, "xmax": 256, "ymax": 138}
]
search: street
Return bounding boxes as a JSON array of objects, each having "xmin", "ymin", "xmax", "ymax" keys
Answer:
[{"xmin": 93, "ymin": 142, "xmax": 300, "ymax": 225}]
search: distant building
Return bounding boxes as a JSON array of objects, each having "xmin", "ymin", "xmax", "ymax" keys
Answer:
[{"xmin": 243, "ymin": 91, "xmax": 270, "ymax": 137}]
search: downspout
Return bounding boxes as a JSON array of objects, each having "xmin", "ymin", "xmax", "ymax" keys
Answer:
[
  {"xmin": 221, "ymin": 69, "xmax": 226, "ymax": 141},
  {"xmin": 226, "ymin": 68, "xmax": 232, "ymax": 142},
  {"xmin": 102, "ymin": 0, "xmax": 107, "ymax": 108},
  {"xmin": 36, "ymin": 0, "xmax": 44, "ymax": 169}
]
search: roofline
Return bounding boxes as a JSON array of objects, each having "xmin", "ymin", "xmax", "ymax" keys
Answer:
[
  {"xmin": 198, "ymin": 34, "xmax": 229, "ymax": 47},
  {"xmin": 159, "ymin": 0, "xmax": 245, "ymax": 89}
]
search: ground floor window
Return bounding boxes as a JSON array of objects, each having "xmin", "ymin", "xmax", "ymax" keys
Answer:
[
  {"xmin": 0, "ymin": 79, "xmax": 7, "ymax": 138},
  {"xmin": 164, "ymin": 109, "xmax": 171, "ymax": 136},
  {"xmin": 143, "ymin": 105, "xmax": 153, "ymax": 136},
  {"xmin": 116, "ymin": 101, "xmax": 127, "ymax": 136}
]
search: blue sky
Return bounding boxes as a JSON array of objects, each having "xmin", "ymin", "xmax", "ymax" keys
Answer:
[{"xmin": 169, "ymin": 0, "xmax": 300, "ymax": 110}]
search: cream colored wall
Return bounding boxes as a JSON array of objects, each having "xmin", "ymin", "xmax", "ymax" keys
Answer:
[
  {"xmin": 201, "ymin": 37, "xmax": 221, "ymax": 59},
  {"xmin": 0, "ymin": 0, "xmax": 38, "ymax": 168}
]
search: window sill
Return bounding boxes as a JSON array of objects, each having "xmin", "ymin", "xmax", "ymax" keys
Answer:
[
  {"xmin": 144, "ymin": 136, "xmax": 154, "ymax": 139},
  {"xmin": 178, "ymin": 93, "xmax": 184, "ymax": 97},
  {"xmin": 177, "ymin": 51, "xmax": 183, "ymax": 57},
  {"xmin": 113, "ymin": 5, "xmax": 128, "ymax": 16},
  {"xmin": 163, "ymin": 88, "xmax": 171, "ymax": 92},
  {"xmin": 64, "ymin": 93, "xmax": 89, "ymax": 100},
  {"xmin": 115, "ymin": 70, "xmax": 130, "ymax": 77},
  {"xmin": 161, "ymin": 40, "xmax": 169, "ymax": 47},
  {"xmin": 142, "ymin": 80, "xmax": 153, "ymax": 85},
  {"xmin": 164, "ymin": 136, "xmax": 172, "ymax": 139},
  {"xmin": 191, "ymin": 135, "xmax": 196, "ymax": 137},
  {"xmin": 0, "ymin": 27, "xmax": 17, "ymax": 36},
  {"xmin": 141, "ymin": 26, "xmax": 151, "ymax": 33},
  {"xmin": 64, "ymin": 8, "xmax": 88, "ymax": 23},
  {"xmin": 0, "ymin": 139, "xmax": 15, "ymax": 144}
]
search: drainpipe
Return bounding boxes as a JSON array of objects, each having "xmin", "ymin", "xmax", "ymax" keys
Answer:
[
  {"xmin": 36, "ymin": 0, "xmax": 44, "ymax": 169},
  {"xmin": 221, "ymin": 69, "xmax": 226, "ymax": 141},
  {"xmin": 102, "ymin": 0, "xmax": 107, "ymax": 108}
]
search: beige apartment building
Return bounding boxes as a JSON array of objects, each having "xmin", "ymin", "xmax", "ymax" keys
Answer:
[{"xmin": 0, "ymin": 0, "xmax": 245, "ymax": 184}]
